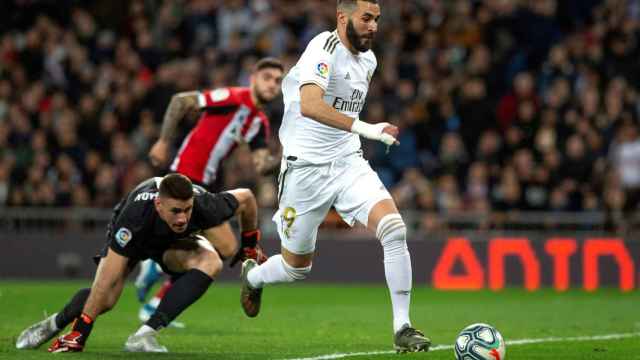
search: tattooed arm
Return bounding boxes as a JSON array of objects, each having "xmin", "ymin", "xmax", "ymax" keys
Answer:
[{"xmin": 149, "ymin": 91, "xmax": 200, "ymax": 167}]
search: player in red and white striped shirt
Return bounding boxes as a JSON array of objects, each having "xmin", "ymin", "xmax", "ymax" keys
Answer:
[
  {"xmin": 137, "ymin": 58, "xmax": 284, "ymax": 325},
  {"xmin": 149, "ymin": 58, "xmax": 284, "ymax": 188}
]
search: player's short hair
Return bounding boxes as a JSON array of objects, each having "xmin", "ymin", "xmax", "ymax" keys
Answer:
[
  {"xmin": 337, "ymin": 0, "xmax": 378, "ymax": 13},
  {"xmin": 254, "ymin": 57, "xmax": 284, "ymax": 73},
  {"xmin": 159, "ymin": 173, "xmax": 193, "ymax": 200}
]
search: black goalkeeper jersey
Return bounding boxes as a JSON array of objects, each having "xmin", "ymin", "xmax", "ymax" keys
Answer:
[{"xmin": 103, "ymin": 177, "xmax": 238, "ymax": 262}]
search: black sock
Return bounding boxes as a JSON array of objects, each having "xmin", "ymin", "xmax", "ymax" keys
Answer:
[
  {"xmin": 70, "ymin": 313, "xmax": 94, "ymax": 345},
  {"xmin": 146, "ymin": 269, "xmax": 212, "ymax": 330},
  {"xmin": 55, "ymin": 288, "xmax": 91, "ymax": 329}
]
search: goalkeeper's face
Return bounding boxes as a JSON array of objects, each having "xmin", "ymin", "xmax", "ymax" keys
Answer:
[
  {"xmin": 346, "ymin": 2, "xmax": 380, "ymax": 52},
  {"xmin": 155, "ymin": 196, "xmax": 194, "ymax": 234},
  {"xmin": 252, "ymin": 67, "xmax": 283, "ymax": 104}
]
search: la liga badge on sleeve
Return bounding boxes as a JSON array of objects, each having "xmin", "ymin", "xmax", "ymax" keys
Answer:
[{"xmin": 115, "ymin": 227, "xmax": 132, "ymax": 247}]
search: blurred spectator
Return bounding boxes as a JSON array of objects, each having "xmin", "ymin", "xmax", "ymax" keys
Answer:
[
  {"xmin": 0, "ymin": 0, "xmax": 637, "ymax": 236},
  {"xmin": 610, "ymin": 121, "xmax": 640, "ymax": 230}
]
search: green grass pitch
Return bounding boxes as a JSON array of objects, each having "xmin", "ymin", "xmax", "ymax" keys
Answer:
[{"xmin": 0, "ymin": 281, "xmax": 638, "ymax": 359}]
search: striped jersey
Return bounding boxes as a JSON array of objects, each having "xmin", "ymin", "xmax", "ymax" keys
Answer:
[
  {"xmin": 280, "ymin": 30, "xmax": 377, "ymax": 163},
  {"xmin": 171, "ymin": 87, "xmax": 270, "ymax": 185}
]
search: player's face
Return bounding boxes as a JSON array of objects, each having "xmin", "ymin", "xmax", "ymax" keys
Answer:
[
  {"xmin": 252, "ymin": 67, "xmax": 283, "ymax": 104},
  {"xmin": 346, "ymin": 2, "xmax": 380, "ymax": 52},
  {"xmin": 155, "ymin": 197, "xmax": 194, "ymax": 233}
]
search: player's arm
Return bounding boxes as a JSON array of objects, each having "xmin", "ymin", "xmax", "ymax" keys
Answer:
[
  {"xmin": 252, "ymin": 148, "xmax": 278, "ymax": 174},
  {"xmin": 82, "ymin": 248, "xmax": 131, "ymax": 319},
  {"xmin": 246, "ymin": 121, "xmax": 277, "ymax": 174},
  {"xmin": 300, "ymin": 84, "xmax": 398, "ymax": 145},
  {"xmin": 50, "ymin": 248, "xmax": 132, "ymax": 351},
  {"xmin": 300, "ymin": 84, "xmax": 355, "ymax": 131},
  {"xmin": 149, "ymin": 91, "xmax": 200, "ymax": 167}
]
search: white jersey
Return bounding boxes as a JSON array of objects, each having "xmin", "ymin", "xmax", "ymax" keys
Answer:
[{"xmin": 280, "ymin": 30, "xmax": 377, "ymax": 163}]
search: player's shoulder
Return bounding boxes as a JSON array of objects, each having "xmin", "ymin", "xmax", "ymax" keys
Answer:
[
  {"xmin": 307, "ymin": 30, "xmax": 340, "ymax": 54},
  {"xmin": 228, "ymin": 86, "xmax": 250, "ymax": 98},
  {"xmin": 128, "ymin": 177, "xmax": 160, "ymax": 199},
  {"xmin": 192, "ymin": 189, "xmax": 219, "ymax": 218},
  {"xmin": 201, "ymin": 87, "xmax": 242, "ymax": 104},
  {"xmin": 122, "ymin": 177, "xmax": 159, "ymax": 209},
  {"xmin": 231, "ymin": 87, "xmax": 257, "ymax": 106},
  {"xmin": 192, "ymin": 183, "xmax": 208, "ymax": 198},
  {"xmin": 115, "ymin": 194, "xmax": 153, "ymax": 231}
]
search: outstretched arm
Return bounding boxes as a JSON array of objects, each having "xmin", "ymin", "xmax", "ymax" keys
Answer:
[
  {"xmin": 83, "ymin": 249, "xmax": 131, "ymax": 319},
  {"xmin": 299, "ymin": 84, "xmax": 399, "ymax": 145},
  {"xmin": 48, "ymin": 249, "xmax": 132, "ymax": 352},
  {"xmin": 224, "ymin": 188, "xmax": 268, "ymax": 267},
  {"xmin": 226, "ymin": 188, "xmax": 258, "ymax": 232},
  {"xmin": 149, "ymin": 91, "xmax": 201, "ymax": 167}
]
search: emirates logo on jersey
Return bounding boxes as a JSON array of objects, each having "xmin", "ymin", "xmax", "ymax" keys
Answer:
[{"xmin": 332, "ymin": 89, "xmax": 365, "ymax": 113}]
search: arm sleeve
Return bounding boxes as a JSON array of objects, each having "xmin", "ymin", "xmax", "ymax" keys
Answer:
[
  {"xmin": 108, "ymin": 204, "xmax": 144, "ymax": 258},
  {"xmin": 197, "ymin": 88, "xmax": 239, "ymax": 109},
  {"xmin": 194, "ymin": 192, "xmax": 240, "ymax": 229},
  {"xmin": 298, "ymin": 34, "xmax": 338, "ymax": 91}
]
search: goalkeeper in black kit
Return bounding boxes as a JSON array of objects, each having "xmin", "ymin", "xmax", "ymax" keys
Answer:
[{"xmin": 15, "ymin": 173, "xmax": 265, "ymax": 352}]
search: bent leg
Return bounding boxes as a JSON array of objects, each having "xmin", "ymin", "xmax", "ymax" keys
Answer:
[
  {"xmin": 135, "ymin": 259, "xmax": 163, "ymax": 302},
  {"xmin": 245, "ymin": 202, "xmax": 330, "ymax": 289},
  {"xmin": 247, "ymin": 249, "xmax": 313, "ymax": 289},
  {"xmin": 202, "ymin": 222, "xmax": 238, "ymax": 259},
  {"xmin": 143, "ymin": 237, "xmax": 221, "ymax": 331}
]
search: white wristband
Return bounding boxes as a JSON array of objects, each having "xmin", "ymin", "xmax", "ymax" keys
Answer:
[
  {"xmin": 351, "ymin": 119, "xmax": 380, "ymax": 139},
  {"xmin": 351, "ymin": 119, "xmax": 396, "ymax": 146}
]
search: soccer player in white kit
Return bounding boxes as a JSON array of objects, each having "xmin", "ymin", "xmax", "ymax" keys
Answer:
[{"xmin": 240, "ymin": 0, "xmax": 430, "ymax": 353}]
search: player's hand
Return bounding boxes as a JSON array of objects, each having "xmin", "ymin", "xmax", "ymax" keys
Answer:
[
  {"xmin": 351, "ymin": 119, "xmax": 400, "ymax": 146},
  {"xmin": 230, "ymin": 245, "xmax": 268, "ymax": 268},
  {"xmin": 149, "ymin": 140, "xmax": 170, "ymax": 167},
  {"xmin": 382, "ymin": 124, "xmax": 400, "ymax": 145},
  {"xmin": 252, "ymin": 149, "xmax": 278, "ymax": 175},
  {"xmin": 48, "ymin": 331, "xmax": 85, "ymax": 353}
]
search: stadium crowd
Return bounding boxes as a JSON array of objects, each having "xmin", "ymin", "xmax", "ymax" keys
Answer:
[{"xmin": 1, "ymin": 0, "xmax": 639, "ymax": 231}]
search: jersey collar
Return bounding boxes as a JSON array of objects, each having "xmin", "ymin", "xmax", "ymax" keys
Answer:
[{"xmin": 334, "ymin": 29, "xmax": 362, "ymax": 58}]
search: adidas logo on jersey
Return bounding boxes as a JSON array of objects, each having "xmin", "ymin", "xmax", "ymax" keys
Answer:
[{"xmin": 344, "ymin": 72, "xmax": 351, "ymax": 80}]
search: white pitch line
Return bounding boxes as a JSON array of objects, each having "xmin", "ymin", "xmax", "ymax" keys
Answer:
[{"xmin": 283, "ymin": 332, "xmax": 640, "ymax": 360}]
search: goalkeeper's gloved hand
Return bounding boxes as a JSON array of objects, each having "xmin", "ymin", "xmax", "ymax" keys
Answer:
[
  {"xmin": 48, "ymin": 332, "xmax": 85, "ymax": 353},
  {"xmin": 230, "ymin": 230, "xmax": 268, "ymax": 267}
]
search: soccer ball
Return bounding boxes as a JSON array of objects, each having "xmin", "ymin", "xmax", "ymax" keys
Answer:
[{"xmin": 454, "ymin": 323, "xmax": 506, "ymax": 360}]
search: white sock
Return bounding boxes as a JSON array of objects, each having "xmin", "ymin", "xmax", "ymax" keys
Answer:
[
  {"xmin": 377, "ymin": 214, "xmax": 412, "ymax": 333},
  {"xmin": 247, "ymin": 254, "xmax": 310, "ymax": 288},
  {"xmin": 134, "ymin": 324, "xmax": 156, "ymax": 337},
  {"xmin": 49, "ymin": 313, "xmax": 59, "ymax": 331}
]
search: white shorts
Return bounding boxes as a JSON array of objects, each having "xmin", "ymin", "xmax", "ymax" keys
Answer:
[{"xmin": 272, "ymin": 152, "xmax": 392, "ymax": 254}]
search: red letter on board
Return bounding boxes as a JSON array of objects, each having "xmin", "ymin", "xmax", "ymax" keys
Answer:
[
  {"xmin": 583, "ymin": 238, "xmax": 635, "ymax": 292},
  {"xmin": 489, "ymin": 238, "xmax": 540, "ymax": 291},
  {"xmin": 432, "ymin": 238, "xmax": 484, "ymax": 290},
  {"xmin": 544, "ymin": 238, "xmax": 577, "ymax": 291}
]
